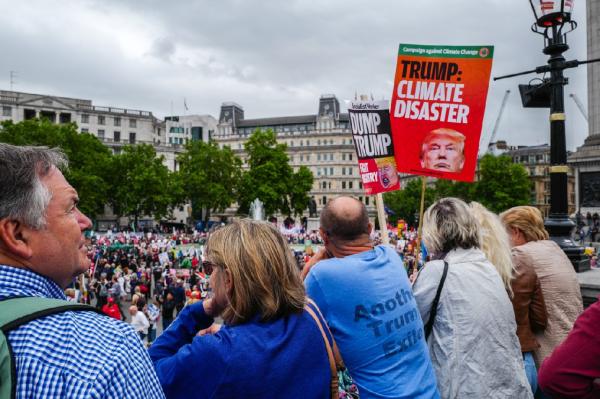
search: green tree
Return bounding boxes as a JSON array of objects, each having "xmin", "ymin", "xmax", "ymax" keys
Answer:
[
  {"xmin": 383, "ymin": 178, "xmax": 436, "ymax": 225},
  {"xmin": 433, "ymin": 179, "xmax": 475, "ymax": 203},
  {"xmin": 109, "ymin": 144, "xmax": 175, "ymax": 226},
  {"xmin": 238, "ymin": 129, "xmax": 313, "ymax": 216},
  {"xmin": 474, "ymin": 154, "xmax": 530, "ymax": 213},
  {"xmin": 385, "ymin": 154, "xmax": 530, "ymax": 225},
  {"xmin": 176, "ymin": 140, "xmax": 242, "ymax": 223},
  {"xmin": 0, "ymin": 119, "xmax": 113, "ymax": 218}
]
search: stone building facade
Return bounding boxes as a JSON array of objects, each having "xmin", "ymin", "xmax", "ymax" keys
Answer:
[{"xmin": 213, "ymin": 94, "xmax": 374, "ymax": 216}]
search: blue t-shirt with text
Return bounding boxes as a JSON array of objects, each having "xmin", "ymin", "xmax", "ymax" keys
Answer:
[{"xmin": 305, "ymin": 245, "xmax": 439, "ymax": 399}]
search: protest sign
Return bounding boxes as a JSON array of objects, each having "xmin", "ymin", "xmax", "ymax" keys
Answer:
[
  {"xmin": 158, "ymin": 251, "xmax": 170, "ymax": 266},
  {"xmin": 390, "ymin": 44, "xmax": 494, "ymax": 182},
  {"xmin": 347, "ymin": 99, "xmax": 401, "ymax": 194}
]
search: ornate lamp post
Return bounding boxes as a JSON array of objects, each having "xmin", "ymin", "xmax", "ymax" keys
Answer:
[{"xmin": 495, "ymin": 0, "xmax": 600, "ymax": 271}]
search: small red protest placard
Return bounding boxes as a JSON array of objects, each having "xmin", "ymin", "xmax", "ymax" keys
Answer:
[
  {"xmin": 348, "ymin": 100, "xmax": 400, "ymax": 195},
  {"xmin": 390, "ymin": 44, "xmax": 494, "ymax": 182}
]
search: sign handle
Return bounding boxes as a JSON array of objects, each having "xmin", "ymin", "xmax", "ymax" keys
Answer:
[
  {"xmin": 414, "ymin": 176, "xmax": 427, "ymax": 271},
  {"xmin": 375, "ymin": 193, "xmax": 389, "ymax": 245}
]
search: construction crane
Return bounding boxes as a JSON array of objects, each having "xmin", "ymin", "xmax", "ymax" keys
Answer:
[
  {"xmin": 569, "ymin": 93, "xmax": 588, "ymax": 122},
  {"xmin": 485, "ymin": 89, "xmax": 511, "ymax": 153}
]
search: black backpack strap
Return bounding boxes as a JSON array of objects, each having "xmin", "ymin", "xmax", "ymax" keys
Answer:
[{"xmin": 424, "ymin": 261, "xmax": 449, "ymax": 340}]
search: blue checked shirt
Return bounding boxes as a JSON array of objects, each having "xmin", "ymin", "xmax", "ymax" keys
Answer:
[{"xmin": 0, "ymin": 265, "xmax": 165, "ymax": 399}]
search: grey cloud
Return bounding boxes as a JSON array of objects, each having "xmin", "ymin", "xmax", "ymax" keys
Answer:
[{"xmin": 0, "ymin": 0, "xmax": 590, "ymax": 150}]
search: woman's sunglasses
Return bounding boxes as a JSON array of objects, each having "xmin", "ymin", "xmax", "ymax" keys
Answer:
[{"xmin": 202, "ymin": 260, "xmax": 217, "ymax": 275}]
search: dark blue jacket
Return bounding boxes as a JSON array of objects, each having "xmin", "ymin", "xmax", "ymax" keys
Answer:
[{"xmin": 149, "ymin": 301, "xmax": 331, "ymax": 398}]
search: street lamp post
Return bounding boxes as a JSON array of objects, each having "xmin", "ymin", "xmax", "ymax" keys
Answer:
[{"xmin": 495, "ymin": 0, "xmax": 600, "ymax": 271}]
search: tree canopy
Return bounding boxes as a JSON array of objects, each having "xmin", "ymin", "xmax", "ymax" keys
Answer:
[
  {"xmin": 0, "ymin": 119, "xmax": 113, "ymax": 217},
  {"xmin": 237, "ymin": 129, "xmax": 314, "ymax": 216},
  {"xmin": 176, "ymin": 140, "xmax": 242, "ymax": 222},
  {"xmin": 108, "ymin": 144, "xmax": 175, "ymax": 226},
  {"xmin": 384, "ymin": 154, "xmax": 531, "ymax": 223}
]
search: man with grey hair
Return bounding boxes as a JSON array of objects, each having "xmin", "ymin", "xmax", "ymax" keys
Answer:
[
  {"xmin": 302, "ymin": 196, "xmax": 439, "ymax": 398},
  {"xmin": 0, "ymin": 143, "xmax": 164, "ymax": 398}
]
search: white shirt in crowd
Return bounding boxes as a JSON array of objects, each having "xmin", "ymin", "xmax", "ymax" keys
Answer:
[{"xmin": 130, "ymin": 311, "xmax": 150, "ymax": 334}]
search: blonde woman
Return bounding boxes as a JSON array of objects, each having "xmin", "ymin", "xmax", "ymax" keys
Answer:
[
  {"xmin": 469, "ymin": 202, "xmax": 514, "ymax": 296},
  {"xmin": 472, "ymin": 202, "xmax": 543, "ymax": 394},
  {"xmin": 413, "ymin": 198, "xmax": 532, "ymax": 399},
  {"xmin": 500, "ymin": 206, "xmax": 583, "ymax": 379},
  {"xmin": 149, "ymin": 220, "xmax": 331, "ymax": 399}
]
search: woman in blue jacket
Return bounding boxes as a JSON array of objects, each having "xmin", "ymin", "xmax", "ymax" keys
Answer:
[{"xmin": 149, "ymin": 219, "xmax": 331, "ymax": 398}]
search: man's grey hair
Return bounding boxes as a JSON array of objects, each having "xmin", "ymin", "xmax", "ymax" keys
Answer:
[
  {"xmin": 422, "ymin": 197, "xmax": 480, "ymax": 255},
  {"xmin": 0, "ymin": 143, "xmax": 68, "ymax": 229}
]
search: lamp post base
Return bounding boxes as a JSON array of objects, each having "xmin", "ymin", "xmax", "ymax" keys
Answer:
[{"xmin": 546, "ymin": 215, "xmax": 590, "ymax": 272}]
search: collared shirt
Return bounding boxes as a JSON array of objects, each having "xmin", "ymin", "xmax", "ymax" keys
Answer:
[{"xmin": 0, "ymin": 265, "xmax": 165, "ymax": 399}]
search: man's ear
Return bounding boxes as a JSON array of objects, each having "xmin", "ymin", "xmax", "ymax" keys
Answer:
[
  {"xmin": 0, "ymin": 219, "xmax": 34, "ymax": 260},
  {"xmin": 319, "ymin": 228, "xmax": 329, "ymax": 245},
  {"xmin": 367, "ymin": 222, "xmax": 373, "ymax": 235}
]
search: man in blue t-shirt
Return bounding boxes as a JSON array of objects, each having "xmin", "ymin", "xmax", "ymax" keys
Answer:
[{"xmin": 304, "ymin": 196, "xmax": 439, "ymax": 399}]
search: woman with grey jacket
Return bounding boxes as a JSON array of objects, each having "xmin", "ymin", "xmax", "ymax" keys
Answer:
[{"xmin": 413, "ymin": 198, "xmax": 532, "ymax": 399}]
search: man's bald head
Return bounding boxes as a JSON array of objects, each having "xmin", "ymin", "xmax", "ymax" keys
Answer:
[{"xmin": 320, "ymin": 196, "xmax": 370, "ymax": 242}]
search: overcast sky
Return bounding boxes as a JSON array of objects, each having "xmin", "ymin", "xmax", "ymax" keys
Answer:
[{"xmin": 0, "ymin": 0, "xmax": 591, "ymax": 151}]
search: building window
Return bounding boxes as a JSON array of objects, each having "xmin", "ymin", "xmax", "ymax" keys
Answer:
[
  {"xmin": 306, "ymin": 140, "xmax": 310, "ymax": 146},
  {"xmin": 81, "ymin": 128, "xmax": 89, "ymax": 133},
  {"xmin": 318, "ymin": 154, "xmax": 321, "ymax": 161},
  {"xmin": 129, "ymin": 132, "xmax": 136, "ymax": 144},
  {"xmin": 300, "ymin": 140, "xmax": 303, "ymax": 146},
  {"xmin": 97, "ymin": 129, "xmax": 105, "ymax": 139},
  {"xmin": 330, "ymin": 167, "xmax": 334, "ymax": 175},
  {"xmin": 300, "ymin": 155, "xmax": 304, "ymax": 162},
  {"xmin": 349, "ymin": 181, "xmax": 353, "ymax": 189},
  {"xmin": 81, "ymin": 114, "xmax": 89, "ymax": 124},
  {"xmin": 322, "ymin": 181, "xmax": 327, "ymax": 189},
  {"xmin": 318, "ymin": 139, "xmax": 321, "ymax": 145},
  {"xmin": 306, "ymin": 154, "xmax": 310, "ymax": 161},
  {"xmin": 114, "ymin": 131, "xmax": 121, "ymax": 142},
  {"xmin": 114, "ymin": 117, "xmax": 121, "ymax": 126},
  {"xmin": 322, "ymin": 196, "xmax": 327, "ymax": 205},
  {"xmin": 349, "ymin": 153, "xmax": 353, "ymax": 161},
  {"xmin": 348, "ymin": 167, "xmax": 353, "ymax": 175},
  {"xmin": 2, "ymin": 106, "xmax": 11, "ymax": 116},
  {"xmin": 129, "ymin": 118, "xmax": 137, "ymax": 128},
  {"xmin": 342, "ymin": 181, "xmax": 346, "ymax": 189},
  {"xmin": 359, "ymin": 182, "xmax": 363, "ymax": 189},
  {"xmin": 365, "ymin": 196, "xmax": 370, "ymax": 205},
  {"xmin": 98, "ymin": 115, "xmax": 105, "ymax": 125},
  {"xmin": 342, "ymin": 167, "xmax": 346, "ymax": 176},
  {"xmin": 342, "ymin": 153, "xmax": 346, "ymax": 161},
  {"xmin": 317, "ymin": 168, "xmax": 321, "ymax": 176}
]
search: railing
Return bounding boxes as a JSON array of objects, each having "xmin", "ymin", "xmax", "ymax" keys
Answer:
[{"xmin": 76, "ymin": 104, "xmax": 152, "ymax": 117}]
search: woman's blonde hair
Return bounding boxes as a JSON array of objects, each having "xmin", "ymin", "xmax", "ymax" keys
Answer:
[
  {"xmin": 470, "ymin": 202, "xmax": 514, "ymax": 297},
  {"xmin": 500, "ymin": 206, "xmax": 549, "ymax": 242},
  {"xmin": 423, "ymin": 197, "xmax": 480, "ymax": 255},
  {"xmin": 206, "ymin": 219, "xmax": 305, "ymax": 325}
]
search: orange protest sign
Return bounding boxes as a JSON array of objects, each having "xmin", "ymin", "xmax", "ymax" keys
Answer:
[{"xmin": 390, "ymin": 44, "xmax": 494, "ymax": 182}]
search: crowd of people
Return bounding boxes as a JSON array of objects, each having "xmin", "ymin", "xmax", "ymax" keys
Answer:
[{"xmin": 1, "ymin": 142, "xmax": 598, "ymax": 399}]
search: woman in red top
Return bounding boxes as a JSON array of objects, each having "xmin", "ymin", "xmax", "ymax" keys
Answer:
[{"xmin": 102, "ymin": 297, "xmax": 122, "ymax": 320}]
